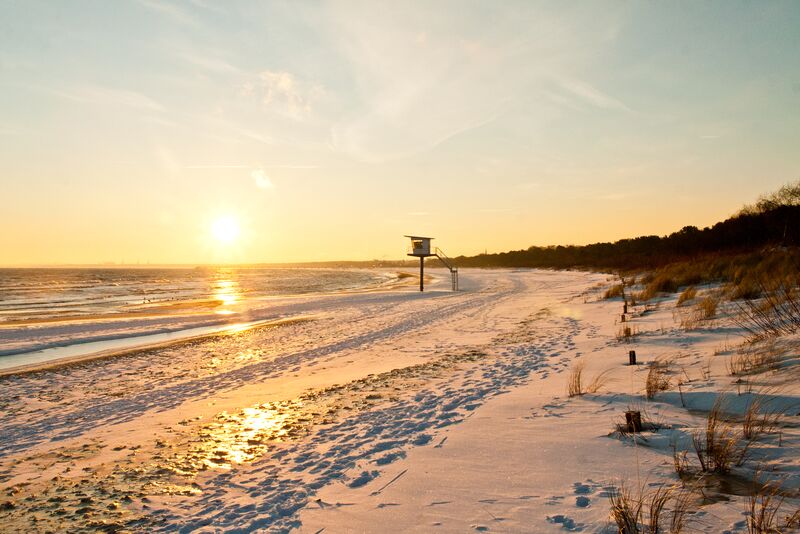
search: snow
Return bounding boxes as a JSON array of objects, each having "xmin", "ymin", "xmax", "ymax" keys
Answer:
[{"xmin": 0, "ymin": 269, "xmax": 797, "ymax": 533}]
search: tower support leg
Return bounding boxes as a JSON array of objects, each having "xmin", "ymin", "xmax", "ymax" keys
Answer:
[{"xmin": 420, "ymin": 257, "xmax": 424, "ymax": 291}]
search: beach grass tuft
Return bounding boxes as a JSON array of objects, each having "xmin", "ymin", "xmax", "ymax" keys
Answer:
[
  {"xmin": 645, "ymin": 358, "xmax": 672, "ymax": 400},
  {"xmin": 567, "ymin": 361, "xmax": 611, "ymax": 397},
  {"xmin": 746, "ymin": 474, "xmax": 800, "ymax": 534},
  {"xmin": 608, "ymin": 483, "xmax": 694, "ymax": 534},
  {"xmin": 676, "ymin": 286, "xmax": 697, "ymax": 306},
  {"xmin": 605, "ymin": 283, "xmax": 625, "ymax": 299}
]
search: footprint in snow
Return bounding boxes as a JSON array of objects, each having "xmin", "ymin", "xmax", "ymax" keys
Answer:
[
  {"xmin": 348, "ymin": 470, "xmax": 379, "ymax": 488},
  {"xmin": 573, "ymin": 483, "xmax": 592, "ymax": 494},
  {"xmin": 571, "ymin": 480, "xmax": 611, "ymax": 506},
  {"xmin": 546, "ymin": 514, "xmax": 584, "ymax": 531}
]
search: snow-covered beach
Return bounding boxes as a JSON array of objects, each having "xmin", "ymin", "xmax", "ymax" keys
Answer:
[{"xmin": 1, "ymin": 268, "xmax": 798, "ymax": 533}]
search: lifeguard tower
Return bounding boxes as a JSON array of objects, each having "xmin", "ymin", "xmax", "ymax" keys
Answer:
[{"xmin": 405, "ymin": 235, "xmax": 459, "ymax": 292}]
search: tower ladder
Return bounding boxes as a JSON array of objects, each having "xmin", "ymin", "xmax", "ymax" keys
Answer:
[{"xmin": 434, "ymin": 247, "xmax": 459, "ymax": 291}]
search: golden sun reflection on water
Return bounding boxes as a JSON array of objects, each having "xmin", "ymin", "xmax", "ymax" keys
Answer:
[{"xmin": 213, "ymin": 277, "xmax": 242, "ymax": 313}]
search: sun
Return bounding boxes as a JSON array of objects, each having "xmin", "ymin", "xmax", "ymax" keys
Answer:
[{"xmin": 211, "ymin": 216, "xmax": 241, "ymax": 244}]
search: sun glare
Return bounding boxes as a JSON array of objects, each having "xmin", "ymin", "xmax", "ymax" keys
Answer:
[{"xmin": 211, "ymin": 216, "xmax": 241, "ymax": 244}]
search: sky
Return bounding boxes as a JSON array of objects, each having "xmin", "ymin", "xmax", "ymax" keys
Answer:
[{"xmin": 1, "ymin": 1, "xmax": 799, "ymax": 265}]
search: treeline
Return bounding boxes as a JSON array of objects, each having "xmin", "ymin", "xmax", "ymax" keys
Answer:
[{"xmin": 453, "ymin": 203, "xmax": 800, "ymax": 271}]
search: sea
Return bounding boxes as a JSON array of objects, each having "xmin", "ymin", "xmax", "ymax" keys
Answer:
[{"xmin": 0, "ymin": 267, "xmax": 398, "ymax": 370}]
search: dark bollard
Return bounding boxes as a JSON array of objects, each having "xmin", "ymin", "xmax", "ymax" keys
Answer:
[
  {"xmin": 625, "ymin": 411, "xmax": 642, "ymax": 433},
  {"xmin": 621, "ymin": 314, "xmax": 626, "ymax": 322},
  {"xmin": 623, "ymin": 302, "xmax": 628, "ymax": 314},
  {"xmin": 629, "ymin": 350, "xmax": 636, "ymax": 365}
]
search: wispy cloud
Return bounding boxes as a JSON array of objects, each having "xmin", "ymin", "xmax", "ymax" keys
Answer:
[
  {"xmin": 43, "ymin": 84, "xmax": 165, "ymax": 112},
  {"xmin": 178, "ymin": 51, "xmax": 241, "ymax": 74},
  {"xmin": 137, "ymin": 0, "xmax": 198, "ymax": 26},
  {"xmin": 185, "ymin": 164, "xmax": 250, "ymax": 169},
  {"xmin": 267, "ymin": 164, "xmax": 319, "ymax": 169},
  {"xmin": 242, "ymin": 70, "xmax": 325, "ymax": 119},
  {"xmin": 251, "ymin": 168, "xmax": 274, "ymax": 189},
  {"xmin": 317, "ymin": 3, "xmax": 624, "ymax": 162},
  {"xmin": 234, "ymin": 127, "xmax": 274, "ymax": 145},
  {"xmin": 556, "ymin": 79, "xmax": 631, "ymax": 112}
]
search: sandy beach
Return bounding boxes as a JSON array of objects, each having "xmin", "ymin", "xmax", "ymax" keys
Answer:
[{"xmin": 1, "ymin": 268, "xmax": 797, "ymax": 532}]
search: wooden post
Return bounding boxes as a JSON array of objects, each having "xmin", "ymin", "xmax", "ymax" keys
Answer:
[
  {"xmin": 419, "ymin": 256, "xmax": 424, "ymax": 292},
  {"xmin": 621, "ymin": 314, "xmax": 626, "ymax": 322},
  {"xmin": 629, "ymin": 350, "xmax": 636, "ymax": 365},
  {"xmin": 625, "ymin": 411, "xmax": 642, "ymax": 433},
  {"xmin": 623, "ymin": 301, "xmax": 628, "ymax": 314}
]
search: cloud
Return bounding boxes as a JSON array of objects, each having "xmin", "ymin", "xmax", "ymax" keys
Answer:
[
  {"xmin": 557, "ymin": 79, "xmax": 631, "ymax": 112},
  {"xmin": 185, "ymin": 164, "xmax": 250, "ymax": 169},
  {"xmin": 317, "ymin": 3, "xmax": 626, "ymax": 162},
  {"xmin": 137, "ymin": 0, "xmax": 198, "ymax": 26},
  {"xmin": 252, "ymin": 168, "xmax": 274, "ymax": 189},
  {"xmin": 268, "ymin": 164, "xmax": 319, "ymax": 169},
  {"xmin": 44, "ymin": 84, "xmax": 165, "ymax": 112},
  {"xmin": 234, "ymin": 127, "xmax": 274, "ymax": 145},
  {"xmin": 244, "ymin": 70, "xmax": 324, "ymax": 119},
  {"xmin": 178, "ymin": 51, "xmax": 240, "ymax": 74}
]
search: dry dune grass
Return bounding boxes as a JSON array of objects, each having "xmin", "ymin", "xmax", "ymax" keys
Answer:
[
  {"xmin": 727, "ymin": 342, "xmax": 784, "ymax": 376},
  {"xmin": 692, "ymin": 397, "xmax": 742, "ymax": 474},
  {"xmin": 605, "ymin": 283, "xmax": 625, "ymax": 299},
  {"xmin": 676, "ymin": 286, "xmax": 697, "ymax": 306},
  {"xmin": 672, "ymin": 391, "xmax": 789, "ymax": 486},
  {"xmin": 566, "ymin": 360, "xmax": 612, "ymax": 397},
  {"xmin": 698, "ymin": 294, "xmax": 719, "ymax": 319},
  {"xmin": 608, "ymin": 483, "xmax": 694, "ymax": 534},
  {"xmin": 645, "ymin": 358, "xmax": 673, "ymax": 400},
  {"xmin": 746, "ymin": 473, "xmax": 800, "ymax": 534},
  {"xmin": 734, "ymin": 280, "xmax": 800, "ymax": 340},
  {"xmin": 616, "ymin": 325, "xmax": 640, "ymax": 341},
  {"xmin": 741, "ymin": 391, "xmax": 786, "ymax": 442},
  {"xmin": 672, "ymin": 291, "xmax": 721, "ymax": 331}
]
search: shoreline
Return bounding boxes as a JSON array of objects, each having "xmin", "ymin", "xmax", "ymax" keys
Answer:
[
  {"xmin": 0, "ymin": 315, "xmax": 315, "ymax": 378},
  {"xmin": 0, "ymin": 269, "xmax": 423, "ymax": 364},
  {"xmin": 0, "ymin": 269, "xmax": 420, "ymax": 330}
]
